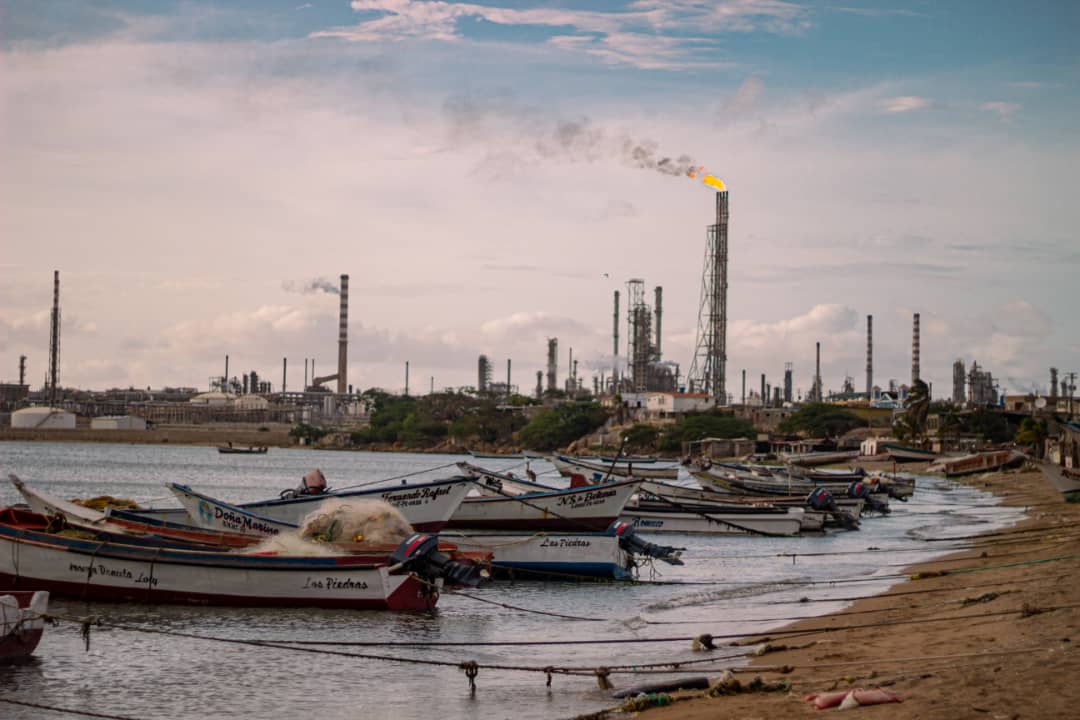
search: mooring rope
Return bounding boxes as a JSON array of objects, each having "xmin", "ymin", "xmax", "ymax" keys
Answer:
[{"xmin": 332, "ymin": 461, "xmax": 463, "ymax": 492}]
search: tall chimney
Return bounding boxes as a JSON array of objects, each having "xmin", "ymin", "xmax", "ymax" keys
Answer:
[
  {"xmin": 224, "ymin": 354, "xmax": 229, "ymax": 394},
  {"xmin": 912, "ymin": 312, "xmax": 921, "ymax": 384},
  {"xmin": 1050, "ymin": 368, "xmax": 1059, "ymax": 399},
  {"xmin": 405, "ymin": 360, "xmax": 409, "ymax": 396},
  {"xmin": 19, "ymin": 355, "xmax": 26, "ymax": 386},
  {"xmin": 46, "ymin": 271, "xmax": 61, "ymax": 407},
  {"xmin": 654, "ymin": 286, "xmax": 663, "ymax": 361},
  {"xmin": 506, "ymin": 358, "xmax": 512, "ymax": 398},
  {"xmin": 282, "ymin": 357, "xmax": 287, "ymax": 395},
  {"xmin": 760, "ymin": 373, "xmax": 766, "ymax": 408},
  {"xmin": 866, "ymin": 314, "xmax": 873, "ymax": 399},
  {"xmin": 815, "ymin": 341, "xmax": 821, "ymax": 401},
  {"xmin": 741, "ymin": 369, "xmax": 746, "ymax": 405},
  {"xmin": 612, "ymin": 290, "xmax": 620, "ymax": 387},
  {"xmin": 337, "ymin": 274, "xmax": 349, "ymax": 394},
  {"xmin": 546, "ymin": 338, "xmax": 558, "ymax": 393}
]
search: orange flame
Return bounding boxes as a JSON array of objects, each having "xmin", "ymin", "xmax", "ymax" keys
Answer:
[{"xmin": 686, "ymin": 166, "xmax": 726, "ymax": 191}]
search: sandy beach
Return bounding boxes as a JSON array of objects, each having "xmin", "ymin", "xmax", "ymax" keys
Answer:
[{"xmin": 616, "ymin": 465, "xmax": 1080, "ymax": 719}]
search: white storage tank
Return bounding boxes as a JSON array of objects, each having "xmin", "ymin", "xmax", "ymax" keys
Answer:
[
  {"xmin": 234, "ymin": 394, "xmax": 269, "ymax": 411},
  {"xmin": 11, "ymin": 407, "xmax": 76, "ymax": 429},
  {"xmin": 90, "ymin": 415, "xmax": 147, "ymax": 431}
]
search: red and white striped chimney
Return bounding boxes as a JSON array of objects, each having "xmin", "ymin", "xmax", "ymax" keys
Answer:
[
  {"xmin": 337, "ymin": 274, "xmax": 348, "ymax": 394},
  {"xmin": 911, "ymin": 312, "xmax": 920, "ymax": 385}
]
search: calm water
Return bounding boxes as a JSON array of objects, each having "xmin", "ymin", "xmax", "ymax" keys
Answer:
[{"xmin": 0, "ymin": 442, "xmax": 1024, "ymax": 720}]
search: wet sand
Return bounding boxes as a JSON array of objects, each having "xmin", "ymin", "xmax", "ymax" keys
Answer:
[{"xmin": 625, "ymin": 466, "xmax": 1080, "ymax": 719}]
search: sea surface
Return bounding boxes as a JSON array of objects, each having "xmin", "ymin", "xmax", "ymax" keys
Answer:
[{"xmin": 0, "ymin": 442, "xmax": 1025, "ymax": 720}]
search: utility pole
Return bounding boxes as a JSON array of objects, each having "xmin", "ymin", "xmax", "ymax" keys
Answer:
[{"xmin": 1066, "ymin": 372, "xmax": 1077, "ymax": 420}]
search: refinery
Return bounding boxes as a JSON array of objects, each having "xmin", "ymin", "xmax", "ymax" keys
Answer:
[{"xmin": 2, "ymin": 189, "xmax": 1074, "ymax": 447}]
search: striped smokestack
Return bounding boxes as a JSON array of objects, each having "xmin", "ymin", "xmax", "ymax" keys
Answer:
[
  {"xmin": 866, "ymin": 314, "xmax": 873, "ymax": 399},
  {"xmin": 912, "ymin": 312, "xmax": 920, "ymax": 385},
  {"xmin": 337, "ymin": 274, "xmax": 348, "ymax": 394}
]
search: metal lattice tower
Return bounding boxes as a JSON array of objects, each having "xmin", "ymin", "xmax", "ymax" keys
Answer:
[
  {"xmin": 688, "ymin": 191, "xmax": 728, "ymax": 401},
  {"xmin": 626, "ymin": 279, "xmax": 651, "ymax": 393}
]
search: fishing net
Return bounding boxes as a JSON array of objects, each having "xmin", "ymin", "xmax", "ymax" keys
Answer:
[{"xmin": 298, "ymin": 500, "xmax": 413, "ymax": 547}]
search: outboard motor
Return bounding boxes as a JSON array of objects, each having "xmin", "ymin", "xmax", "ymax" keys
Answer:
[
  {"xmin": 807, "ymin": 487, "xmax": 836, "ymax": 512},
  {"xmin": 806, "ymin": 487, "xmax": 860, "ymax": 531},
  {"xmin": 608, "ymin": 521, "xmax": 684, "ymax": 566},
  {"xmin": 390, "ymin": 534, "xmax": 485, "ymax": 588},
  {"xmin": 848, "ymin": 481, "xmax": 890, "ymax": 515},
  {"xmin": 280, "ymin": 469, "xmax": 330, "ymax": 500}
]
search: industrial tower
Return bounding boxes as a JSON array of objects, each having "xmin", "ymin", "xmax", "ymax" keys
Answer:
[{"xmin": 688, "ymin": 191, "xmax": 729, "ymax": 401}]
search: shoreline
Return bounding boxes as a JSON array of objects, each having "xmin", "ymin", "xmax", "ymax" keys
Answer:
[{"xmin": 627, "ymin": 465, "xmax": 1080, "ymax": 719}]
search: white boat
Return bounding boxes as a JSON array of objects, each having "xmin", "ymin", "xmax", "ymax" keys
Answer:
[
  {"xmin": 439, "ymin": 531, "xmax": 633, "ymax": 579},
  {"xmin": 168, "ymin": 483, "xmax": 298, "ymax": 537},
  {"xmin": 550, "ymin": 454, "xmax": 679, "ymax": 480},
  {"xmin": 1, "ymin": 590, "xmax": 48, "ymax": 661},
  {"xmin": 0, "ymin": 507, "xmax": 447, "ymax": 610},
  {"xmin": 883, "ymin": 443, "xmax": 937, "ymax": 463},
  {"xmin": 620, "ymin": 500, "xmax": 804, "ymax": 536},
  {"xmin": 927, "ymin": 450, "xmax": 1026, "ymax": 477},
  {"xmin": 151, "ymin": 477, "xmax": 475, "ymax": 532},
  {"xmin": 782, "ymin": 450, "xmax": 860, "ymax": 467},
  {"xmin": 446, "ymin": 478, "xmax": 641, "ymax": 531}
]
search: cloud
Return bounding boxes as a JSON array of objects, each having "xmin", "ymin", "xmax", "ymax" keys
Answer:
[
  {"xmin": 722, "ymin": 76, "xmax": 765, "ymax": 117},
  {"xmin": 877, "ymin": 95, "xmax": 932, "ymax": 113},
  {"xmin": 480, "ymin": 311, "xmax": 594, "ymax": 340},
  {"xmin": 980, "ymin": 101, "xmax": 1020, "ymax": 120},
  {"xmin": 311, "ymin": 0, "xmax": 808, "ymax": 69}
]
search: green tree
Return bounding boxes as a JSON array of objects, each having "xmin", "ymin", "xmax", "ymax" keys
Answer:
[
  {"xmin": 777, "ymin": 403, "xmax": 864, "ymax": 438},
  {"xmin": 622, "ymin": 424, "xmax": 660, "ymax": 452},
  {"xmin": 658, "ymin": 413, "xmax": 756, "ymax": 451},
  {"xmin": 517, "ymin": 402, "xmax": 609, "ymax": 451},
  {"xmin": 963, "ymin": 409, "xmax": 1014, "ymax": 443},
  {"xmin": 1014, "ymin": 418, "xmax": 1048, "ymax": 456},
  {"xmin": 894, "ymin": 379, "xmax": 930, "ymax": 442}
]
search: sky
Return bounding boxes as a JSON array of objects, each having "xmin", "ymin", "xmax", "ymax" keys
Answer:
[{"xmin": 1, "ymin": 0, "xmax": 1077, "ymax": 400}]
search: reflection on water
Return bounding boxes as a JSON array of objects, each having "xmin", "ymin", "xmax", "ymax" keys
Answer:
[{"xmin": 0, "ymin": 442, "xmax": 1023, "ymax": 720}]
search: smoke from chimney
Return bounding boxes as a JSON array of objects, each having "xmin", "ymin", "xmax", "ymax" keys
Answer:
[{"xmin": 283, "ymin": 277, "xmax": 340, "ymax": 295}]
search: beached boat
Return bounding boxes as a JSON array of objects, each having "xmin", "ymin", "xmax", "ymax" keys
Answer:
[
  {"xmin": 127, "ymin": 476, "xmax": 476, "ymax": 533},
  {"xmin": 927, "ymin": 450, "xmax": 1026, "ymax": 477},
  {"xmin": 620, "ymin": 499, "xmax": 805, "ymax": 536},
  {"xmin": 1037, "ymin": 461, "xmax": 1080, "ymax": 494},
  {"xmin": 168, "ymin": 483, "xmax": 300, "ymax": 536},
  {"xmin": 0, "ymin": 507, "xmax": 465, "ymax": 610},
  {"xmin": 550, "ymin": 454, "xmax": 679, "ymax": 480},
  {"xmin": 1, "ymin": 590, "xmax": 48, "ymax": 662},
  {"xmin": 445, "ymin": 478, "xmax": 641, "ymax": 531},
  {"xmin": 883, "ymin": 443, "xmax": 937, "ymax": 463},
  {"xmin": 782, "ymin": 450, "xmax": 860, "ymax": 467},
  {"xmin": 218, "ymin": 445, "xmax": 268, "ymax": 455}
]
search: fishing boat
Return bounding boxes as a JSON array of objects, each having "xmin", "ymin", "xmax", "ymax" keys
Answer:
[
  {"xmin": 218, "ymin": 445, "xmax": 268, "ymax": 455},
  {"xmin": 445, "ymin": 478, "xmax": 641, "ymax": 531},
  {"xmin": 456, "ymin": 461, "xmax": 559, "ymax": 495},
  {"xmin": 883, "ymin": 443, "xmax": 937, "ymax": 463},
  {"xmin": 0, "ymin": 507, "xmax": 471, "ymax": 610},
  {"xmin": 1, "ymin": 590, "xmax": 48, "ymax": 662},
  {"xmin": 550, "ymin": 454, "xmax": 679, "ymax": 480},
  {"xmin": 167, "ymin": 483, "xmax": 300, "ymax": 536},
  {"xmin": 131, "ymin": 476, "xmax": 475, "ymax": 533},
  {"xmin": 620, "ymin": 499, "xmax": 805, "ymax": 536},
  {"xmin": 439, "ymin": 523, "xmax": 681, "ymax": 580},
  {"xmin": 927, "ymin": 449, "xmax": 1026, "ymax": 477},
  {"xmin": 781, "ymin": 450, "xmax": 860, "ymax": 467}
]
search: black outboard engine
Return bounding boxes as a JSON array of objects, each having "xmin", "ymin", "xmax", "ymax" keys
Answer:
[
  {"xmin": 608, "ymin": 521, "xmax": 684, "ymax": 565},
  {"xmin": 848, "ymin": 480, "xmax": 890, "ymax": 515},
  {"xmin": 807, "ymin": 487, "xmax": 835, "ymax": 512},
  {"xmin": 280, "ymin": 469, "xmax": 331, "ymax": 500},
  {"xmin": 390, "ymin": 534, "xmax": 485, "ymax": 588},
  {"xmin": 806, "ymin": 487, "xmax": 860, "ymax": 530}
]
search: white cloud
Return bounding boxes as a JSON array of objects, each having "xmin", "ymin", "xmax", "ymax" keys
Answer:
[
  {"xmin": 980, "ymin": 101, "xmax": 1020, "ymax": 120},
  {"xmin": 311, "ymin": 0, "xmax": 807, "ymax": 69},
  {"xmin": 877, "ymin": 95, "xmax": 932, "ymax": 113},
  {"xmin": 722, "ymin": 76, "xmax": 765, "ymax": 116}
]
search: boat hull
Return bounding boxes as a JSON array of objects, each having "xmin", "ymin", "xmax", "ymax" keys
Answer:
[
  {"xmin": 883, "ymin": 444, "xmax": 937, "ymax": 463},
  {"xmin": 551, "ymin": 455, "xmax": 679, "ymax": 480},
  {"xmin": 439, "ymin": 532, "xmax": 629, "ymax": 579},
  {"xmin": 0, "ymin": 590, "xmax": 47, "ymax": 662},
  {"xmin": 237, "ymin": 477, "xmax": 474, "ymax": 532},
  {"xmin": 445, "ymin": 479, "xmax": 641, "ymax": 531},
  {"xmin": 619, "ymin": 506, "xmax": 804, "ymax": 536},
  {"xmin": 0, "ymin": 515, "xmax": 434, "ymax": 610}
]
